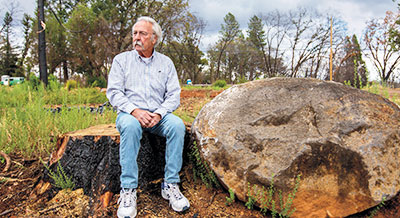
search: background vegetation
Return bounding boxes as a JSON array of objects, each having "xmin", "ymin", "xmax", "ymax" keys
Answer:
[
  {"xmin": 0, "ymin": 79, "xmax": 115, "ymax": 158},
  {"xmin": 0, "ymin": 0, "xmax": 399, "ymax": 158},
  {"xmin": 0, "ymin": 0, "xmax": 400, "ymax": 87}
]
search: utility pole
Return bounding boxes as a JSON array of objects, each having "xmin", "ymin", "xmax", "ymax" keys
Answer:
[
  {"xmin": 38, "ymin": 0, "xmax": 48, "ymax": 86},
  {"xmin": 329, "ymin": 17, "xmax": 333, "ymax": 81}
]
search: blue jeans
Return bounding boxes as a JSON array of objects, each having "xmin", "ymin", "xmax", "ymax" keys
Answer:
[{"xmin": 116, "ymin": 112, "xmax": 186, "ymax": 189}]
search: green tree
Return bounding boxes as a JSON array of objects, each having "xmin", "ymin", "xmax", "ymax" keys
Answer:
[
  {"xmin": 214, "ymin": 12, "xmax": 240, "ymax": 82},
  {"xmin": 46, "ymin": 15, "xmax": 69, "ymax": 81},
  {"xmin": 389, "ymin": 2, "xmax": 400, "ymax": 51},
  {"xmin": 162, "ymin": 14, "xmax": 206, "ymax": 84},
  {"xmin": 17, "ymin": 14, "xmax": 33, "ymax": 78},
  {"xmin": 0, "ymin": 11, "xmax": 19, "ymax": 76},
  {"xmin": 334, "ymin": 35, "xmax": 368, "ymax": 87},
  {"xmin": 25, "ymin": 0, "xmax": 204, "ymax": 86},
  {"xmin": 66, "ymin": 3, "xmax": 99, "ymax": 81},
  {"xmin": 247, "ymin": 15, "xmax": 271, "ymax": 77},
  {"xmin": 44, "ymin": 0, "xmax": 85, "ymax": 82}
]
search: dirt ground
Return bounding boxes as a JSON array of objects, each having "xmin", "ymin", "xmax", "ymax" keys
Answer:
[
  {"xmin": 1, "ymin": 88, "xmax": 400, "ymax": 217},
  {"xmin": 0, "ymin": 153, "xmax": 266, "ymax": 217}
]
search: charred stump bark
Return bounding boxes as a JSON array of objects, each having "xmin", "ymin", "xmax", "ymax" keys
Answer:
[{"xmin": 31, "ymin": 124, "xmax": 191, "ymax": 209}]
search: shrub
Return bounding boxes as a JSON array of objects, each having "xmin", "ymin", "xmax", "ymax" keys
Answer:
[
  {"xmin": 212, "ymin": 80, "xmax": 227, "ymax": 88},
  {"xmin": 66, "ymin": 80, "xmax": 78, "ymax": 91},
  {"xmin": 28, "ymin": 73, "xmax": 41, "ymax": 90},
  {"xmin": 88, "ymin": 76, "xmax": 107, "ymax": 88},
  {"xmin": 48, "ymin": 74, "xmax": 62, "ymax": 91},
  {"xmin": 42, "ymin": 159, "xmax": 75, "ymax": 190},
  {"xmin": 238, "ymin": 76, "xmax": 248, "ymax": 84}
]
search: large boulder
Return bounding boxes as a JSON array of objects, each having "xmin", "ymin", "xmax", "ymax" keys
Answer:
[{"xmin": 191, "ymin": 78, "xmax": 400, "ymax": 217}]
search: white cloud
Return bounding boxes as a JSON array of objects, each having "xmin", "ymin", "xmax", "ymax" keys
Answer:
[{"xmin": 190, "ymin": 0, "xmax": 397, "ymax": 40}]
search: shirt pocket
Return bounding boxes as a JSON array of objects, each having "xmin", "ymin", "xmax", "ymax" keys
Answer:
[{"xmin": 150, "ymin": 67, "xmax": 168, "ymax": 91}]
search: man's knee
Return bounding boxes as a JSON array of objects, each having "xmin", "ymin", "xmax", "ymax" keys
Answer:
[
  {"xmin": 117, "ymin": 113, "xmax": 142, "ymax": 136},
  {"xmin": 165, "ymin": 114, "xmax": 186, "ymax": 135}
]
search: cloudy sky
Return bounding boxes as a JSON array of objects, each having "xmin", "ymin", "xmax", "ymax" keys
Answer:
[
  {"xmin": 3, "ymin": 0, "xmax": 397, "ymax": 47},
  {"xmin": 189, "ymin": 0, "xmax": 398, "ymax": 50},
  {"xmin": 1, "ymin": 0, "xmax": 398, "ymax": 80}
]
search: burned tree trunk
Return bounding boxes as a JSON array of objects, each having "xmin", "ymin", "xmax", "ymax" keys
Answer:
[{"xmin": 31, "ymin": 124, "xmax": 190, "ymax": 209}]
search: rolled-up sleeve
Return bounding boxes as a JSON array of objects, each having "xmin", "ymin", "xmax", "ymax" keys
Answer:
[{"xmin": 106, "ymin": 56, "xmax": 137, "ymax": 114}]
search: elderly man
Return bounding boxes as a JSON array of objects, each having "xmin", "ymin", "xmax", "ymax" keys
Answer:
[{"xmin": 106, "ymin": 16, "xmax": 189, "ymax": 218}]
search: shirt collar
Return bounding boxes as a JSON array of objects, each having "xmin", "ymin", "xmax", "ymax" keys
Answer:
[{"xmin": 134, "ymin": 49, "xmax": 157, "ymax": 64}]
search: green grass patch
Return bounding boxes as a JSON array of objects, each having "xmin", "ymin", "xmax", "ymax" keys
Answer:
[
  {"xmin": 364, "ymin": 83, "xmax": 400, "ymax": 105},
  {"xmin": 0, "ymin": 83, "xmax": 115, "ymax": 158},
  {"xmin": 181, "ymin": 85, "xmax": 229, "ymax": 91}
]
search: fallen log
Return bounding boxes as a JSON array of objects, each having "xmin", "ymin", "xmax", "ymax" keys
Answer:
[{"xmin": 30, "ymin": 124, "xmax": 191, "ymax": 210}]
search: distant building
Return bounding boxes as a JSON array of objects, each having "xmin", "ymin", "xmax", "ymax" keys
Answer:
[{"xmin": 1, "ymin": 75, "xmax": 25, "ymax": 86}]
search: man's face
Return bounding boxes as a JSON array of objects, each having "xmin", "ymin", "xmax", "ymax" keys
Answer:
[{"xmin": 132, "ymin": 21, "xmax": 157, "ymax": 57}]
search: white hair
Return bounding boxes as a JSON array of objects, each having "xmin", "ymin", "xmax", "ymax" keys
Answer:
[{"xmin": 133, "ymin": 16, "xmax": 163, "ymax": 46}]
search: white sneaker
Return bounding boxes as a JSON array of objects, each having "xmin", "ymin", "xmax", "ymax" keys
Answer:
[
  {"xmin": 117, "ymin": 188, "xmax": 137, "ymax": 218},
  {"xmin": 161, "ymin": 182, "xmax": 190, "ymax": 212}
]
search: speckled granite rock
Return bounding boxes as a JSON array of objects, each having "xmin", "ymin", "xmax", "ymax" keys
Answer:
[{"xmin": 192, "ymin": 78, "xmax": 400, "ymax": 217}]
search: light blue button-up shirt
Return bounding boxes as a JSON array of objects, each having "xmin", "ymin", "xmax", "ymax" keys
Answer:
[{"xmin": 106, "ymin": 50, "xmax": 181, "ymax": 118}]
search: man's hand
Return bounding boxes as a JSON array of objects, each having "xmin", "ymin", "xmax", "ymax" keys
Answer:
[
  {"xmin": 147, "ymin": 112, "xmax": 161, "ymax": 128},
  {"xmin": 131, "ymin": 109, "xmax": 161, "ymax": 128},
  {"xmin": 131, "ymin": 108, "xmax": 152, "ymax": 127}
]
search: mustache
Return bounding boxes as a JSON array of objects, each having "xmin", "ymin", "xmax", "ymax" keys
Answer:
[{"xmin": 134, "ymin": 40, "xmax": 144, "ymax": 49}]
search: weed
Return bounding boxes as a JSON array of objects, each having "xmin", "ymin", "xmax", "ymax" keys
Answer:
[
  {"xmin": 344, "ymin": 80, "xmax": 352, "ymax": 87},
  {"xmin": 368, "ymin": 196, "xmax": 386, "ymax": 218},
  {"xmin": 212, "ymin": 80, "xmax": 227, "ymax": 88},
  {"xmin": 66, "ymin": 80, "xmax": 78, "ymax": 91},
  {"xmin": 391, "ymin": 93, "xmax": 399, "ymax": 105},
  {"xmin": 245, "ymin": 183, "xmax": 257, "ymax": 210},
  {"xmin": 225, "ymin": 188, "xmax": 235, "ymax": 205},
  {"xmin": 368, "ymin": 83, "xmax": 380, "ymax": 95},
  {"xmin": 245, "ymin": 174, "xmax": 301, "ymax": 217},
  {"xmin": 189, "ymin": 141, "xmax": 220, "ymax": 189},
  {"xmin": 41, "ymin": 159, "xmax": 75, "ymax": 190}
]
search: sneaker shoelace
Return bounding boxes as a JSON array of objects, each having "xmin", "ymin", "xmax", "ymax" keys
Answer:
[
  {"xmin": 118, "ymin": 189, "xmax": 136, "ymax": 207},
  {"xmin": 169, "ymin": 184, "xmax": 183, "ymax": 200}
]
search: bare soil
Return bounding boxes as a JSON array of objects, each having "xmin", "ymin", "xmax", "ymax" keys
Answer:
[{"xmin": 1, "ymin": 89, "xmax": 400, "ymax": 217}]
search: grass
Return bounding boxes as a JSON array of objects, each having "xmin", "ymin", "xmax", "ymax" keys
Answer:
[
  {"xmin": 173, "ymin": 97, "xmax": 212, "ymax": 123},
  {"xmin": 363, "ymin": 82, "xmax": 400, "ymax": 105},
  {"xmin": 0, "ymin": 81, "xmax": 220, "ymax": 158},
  {"xmin": 0, "ymin": 82, "xmax": 116, "ymax": 158},
  {"xmin": 181, "ymin": 84, "xmax": 230, "ymax": 91}
]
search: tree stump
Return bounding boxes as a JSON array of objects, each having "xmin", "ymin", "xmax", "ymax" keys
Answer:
[{"xmin": 31, "ymin": 124, "xmax": 191, "ymax": 209}]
